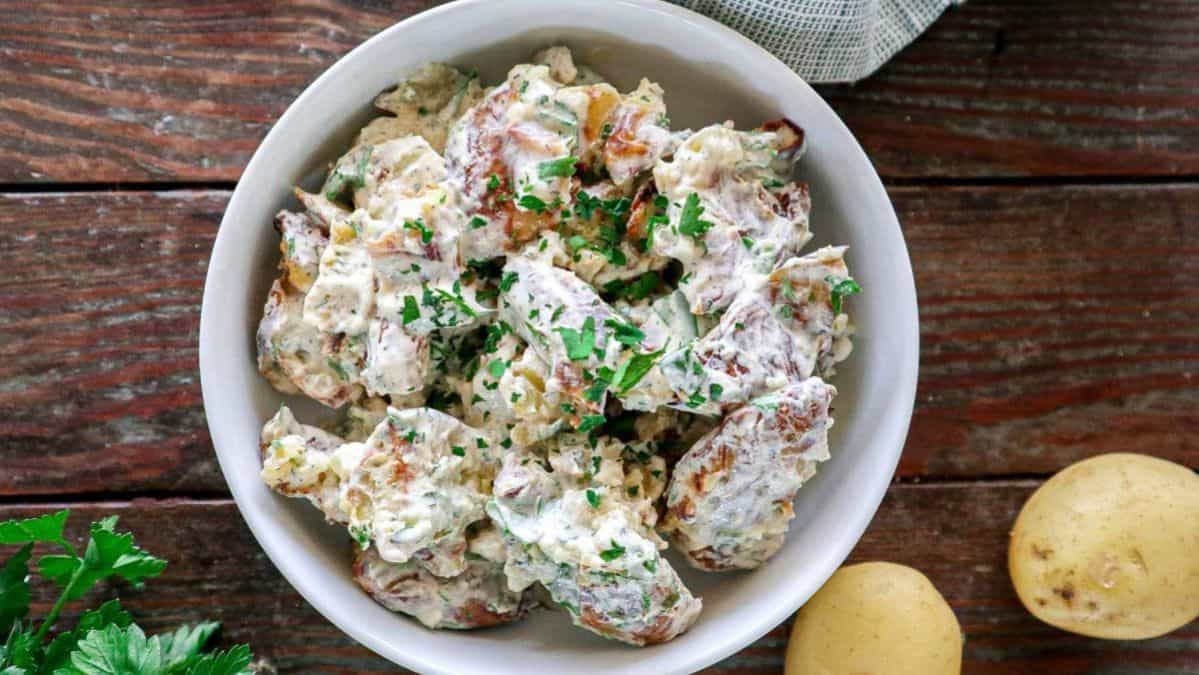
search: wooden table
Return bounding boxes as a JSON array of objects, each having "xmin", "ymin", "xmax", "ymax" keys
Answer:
[{"xmin": 1, "ymin": 1, "xmax": 1196, "ymax": 672}]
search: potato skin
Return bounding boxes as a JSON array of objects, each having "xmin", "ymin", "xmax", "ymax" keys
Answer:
[
  {"xmin": 785, "ymin": 562, "xmax": 962, "ymax": 675},
  {"xmin": 1009, "ymin": 453, "xmax": 1199, "ymax": 640}
]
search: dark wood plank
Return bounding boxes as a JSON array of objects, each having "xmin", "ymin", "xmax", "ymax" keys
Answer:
[
  {"xmin": 0, "ymin": 0, "xmax": 437, "ymax": 183},
  {"xmin": 818, "ymin": 0, "xmax": 1199, "ymax": 178},
  {"xmin": 1, "ymin": 0, "xmax": 1197, "ymax": 183},
  {"xmin": 2, "ymin": 184, "xmax": 1196, "ymax": 495},
  {"xmin": 6, "ymin": 485, "xmax": 1195, "ymax": 674},
  {"xmin": 0, "ymin": 191, "xmax": 225, "ymax": 495}
]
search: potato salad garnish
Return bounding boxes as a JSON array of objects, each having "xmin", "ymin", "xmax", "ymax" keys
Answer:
[{"xmin": 253, "ymin": 46, "xmax": 860, "ymax": 645}]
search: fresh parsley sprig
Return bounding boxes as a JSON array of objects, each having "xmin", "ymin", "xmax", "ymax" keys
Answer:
[{"xmin": 0, "ymin": 510, "xmax": 255, "ymax": 675}]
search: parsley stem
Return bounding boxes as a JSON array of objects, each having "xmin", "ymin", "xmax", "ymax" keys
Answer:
[{"xmin": 34, "ymin": 562, "xmax": 85, "ymax": 643}]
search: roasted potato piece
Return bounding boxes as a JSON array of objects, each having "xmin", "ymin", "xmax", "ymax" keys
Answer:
[
  {"xmin": 487, "ymin": 441, "xmax": 700, "ymax": 645},
  {"xmin": 353, "ymin": 524, "xmax": 532, "ymax": 629},
  {"xmin": 661, "ymin": 378, "xmax": 835, "ymax": 571}
]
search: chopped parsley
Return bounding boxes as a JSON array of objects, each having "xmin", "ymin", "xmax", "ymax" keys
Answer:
[
  {"xmin": 576, "ymin": 414, "xmax": 606, "ymax": 433},
  {"xmin": 451, "ymin": 445, "xmax": 466, "ymax": 457},
  {"xmin": 567, "ymin": 234, "xmax": 588, "ymax": 252},
  {"xmin": 599, "ymin": 540, "xmax": 626, "ymax": 562},
  {"xmin": 487, "ymin": 359, "xmax": 508, "ymax": 378},
  {"xmin": 487, "ymin": 174, "xmax": 501, "ymax": 191},
  {"xmin": 678, "ymin": 192, "xmax": 714, "ymax": 240},
  {"xmin": 826, "ymin": 275, "xmax": 862, "ymax": 314},
  {"xmin": 584, "ymin": 366, "xmax": 614, "ymax": 403},
  {"xmin": 709, "ymin": 383, "xmax": 724, "ymax": 400},
  {"xmin": 323, "ymin": 145, "xmax": 372, "ymax": 201},
  {"xmin": 585, "ymin": 489, "xmax": 601, "ymax": 508},
  {"xmin": 741, "ymin": 236, "xmax": 755, "ymax": 250},
  {"xmin": 402, "ymin": 295, "xmax": 420, "ymax": 325},
  {"xmin": 499, "ymin": 270, "xmax": 519, "ymax": 293},
  {"xmin": 555, "ymin": 316, "xmax": 596, "ymax": 361},
  {"xmin": 612, "ymin": 346, "xmax": 666, "ymax": 393},
  {"xmin": 404, "ymin": 218, "xmax": 433, "ymax": 244},
  {"xmin": 537, "ymin": 156, "xmax": 579, "ymax": 179},
  {"xmin": 469, "ymin": 215, "xmax": 487, "ymax": 229},
  {"xmin": 604, "ymin": 319, "xmax": 645, "ymax": 346},
  {"xmin": 574, "ymin": 191, "xmax": 602, "ymax": 220},
  {"xmin": 517, "ymin": 194, "xmax": 548, "ymax": 213}
]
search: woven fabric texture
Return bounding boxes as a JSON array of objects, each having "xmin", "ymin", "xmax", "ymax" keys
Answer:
[{"xmin": 671, "ymin": 0, "xmax": 956, "ymax": 83}]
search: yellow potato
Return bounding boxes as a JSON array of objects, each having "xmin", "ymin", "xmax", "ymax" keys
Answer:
[
  {"xmin": 785, "ymin": 562, "xmax": 962, "ymax": 675},
  {"xmin": 1009, "ymin": 453, "xmax": 1199, "ymax": 639}
]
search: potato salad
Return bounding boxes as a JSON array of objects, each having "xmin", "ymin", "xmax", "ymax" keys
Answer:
[{"xmin": 255, "ymin": 47, "xmax": 860, "ymax": 646}]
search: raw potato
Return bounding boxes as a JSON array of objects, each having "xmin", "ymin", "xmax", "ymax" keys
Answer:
[
  {"xmin": 1009, "ymin": 453, "xmax": 1199, "ymax": 639},
  {"xmin": 785, "ymin": 562, "xmax": 961, "ymax": 675}
]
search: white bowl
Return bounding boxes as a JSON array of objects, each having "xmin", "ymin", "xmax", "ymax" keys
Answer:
[{"xmin": 199, "ymin": 1, "xmax": 919, "ymax": 673}]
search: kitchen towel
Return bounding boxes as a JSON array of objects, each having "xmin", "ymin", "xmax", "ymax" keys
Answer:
[{"xmin": 670, "ymin": 0, "xmax": 958, "ymax": 82}]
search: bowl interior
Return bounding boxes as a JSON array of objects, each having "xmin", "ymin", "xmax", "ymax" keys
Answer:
[{"xmin": 200, "ymin": 1, "xmax": 917, "ymax": 673}]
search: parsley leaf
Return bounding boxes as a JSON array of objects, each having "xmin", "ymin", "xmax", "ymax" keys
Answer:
[
  {"xmin": 451, "ymin": 446, "xmax": 466, "ymax": 457},
  {"xmin": 573, "ymin": 192, "xmax": 602, "ymax": 221},
  {"xmin": 517, "ymin": 194, "xmax": 548, "ymax": 213},
  {"xmin": 41, "ymin": 600, "xmax": 134, "ymax": 673},
  {"xmin": 603, "ymin": 319, "xmax": 644, "ymax": 346},
  {"xmin": 487, "ymin": 174, "xmax": 501, "ymax": 191},
  {"xmin": 555, "ymin": 317, "xmax": 596, "ymax": 361},
  {"xmin": 583, "ymin": 367, "xmax": 612, "ymax": 403},
  {"xmin": 59, "ymin": 622, "xmax": 163, "ymax": 674},
  {"xmin": 469, "ymin": 216, "xmax": 487, "ymax": 229},
  {"xmin": 40, "ymin": 518, "xmax": 166, "ymax": 601},
  {"xmin": 624, "ymin": 272, "xmax": 662, "ymax": 300},
  {"xmin": 567, "ymin": 235, "xmax": 588, "ymax": 252},
  {"xmin": 0, "ymin": 544, "xmax": 31, "ymax": 636},
  {"xmin": 709, "ymin": 383, "xmax": 724, "ymax": 401},
  {"xmin": 499, "ymin": 271, "xmax": 519, "ymax": 293},
  {"xmin": 576, "ymin": 414, "xmax": 606, "ymax": 433},
  {"xmin": 678, "ymin": 193, "xmax": 714, "ymax": 240},
  {"xmin": 159, "ymin": 621, "xmax": 221, "ymax": 670},
  {"xmin": 487, "ymin": 359, "xmax": 507, "ymax": 379},
  {"xmin": 323, "ymin": 146, "xmax": 372, "ymax": 201},
  {"xmin": 0, "ymin": 510, "xmax": 69, "ymax": 547},
  {"xmin": 612, "ymin": 347, "xmax": 666, "ymax": 393},
  {"xmin": 826, "ymin": 275, "xmax": 861, "ymax": 314},
  {"xmin": 599, "ymin": 541, "xmax": 626, "ymax": 562},
  {"xmin": 537, "ymin": 156, "xmax": 578, "ymax": 179},
  {"xmin": 585, "ymin": 489, "xmax": 600, "ymax": 509},
  {"xmin": 403, "ymin": 218, "xmax": 433, "ymax": 245},
  {"xmin": 401, "ymin": 295, "xmax": 420, "ymax": 325}
]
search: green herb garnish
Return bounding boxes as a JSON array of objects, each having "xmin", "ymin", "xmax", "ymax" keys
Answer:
[
  {"xmin": 577, "ymin": 414, "xmax": 606, "ymax": 433},
  {"xmin": 678, "ymin": 192, "xmax": 713, "ymax": 240},
  {"xmin": 825, "ymin": 275, "xmax": 861, "ymax": 314},
  {"xmin": 537, "ymin": 156, "xmax": 578, "ymax": 179},
  {"xmin": 555, "ymin": 317, "xmax": 596, "ymax": 361},
  {"xmin": 599, "ymin": 541, "xmax": 626, "ymax": 562}
]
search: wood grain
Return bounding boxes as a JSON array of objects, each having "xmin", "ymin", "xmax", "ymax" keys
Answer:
[
  {"xmin": 1, "ymin": 0, "xmax": 1197, "ymax": 183},
  {"xmin": 0, "ymin": 191, "xmax": 225, "ymax": 495},
  {"xmin": 819, "ymin": 0, "xmax": 1199, "ymax": 178},
  {"xmin": 2, "ymin": 185, "xmax": 1196, "ymax": 495},
  {"xmin": 6, "ymin": 486, "xmax": 1195, "ymax": 674}
]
